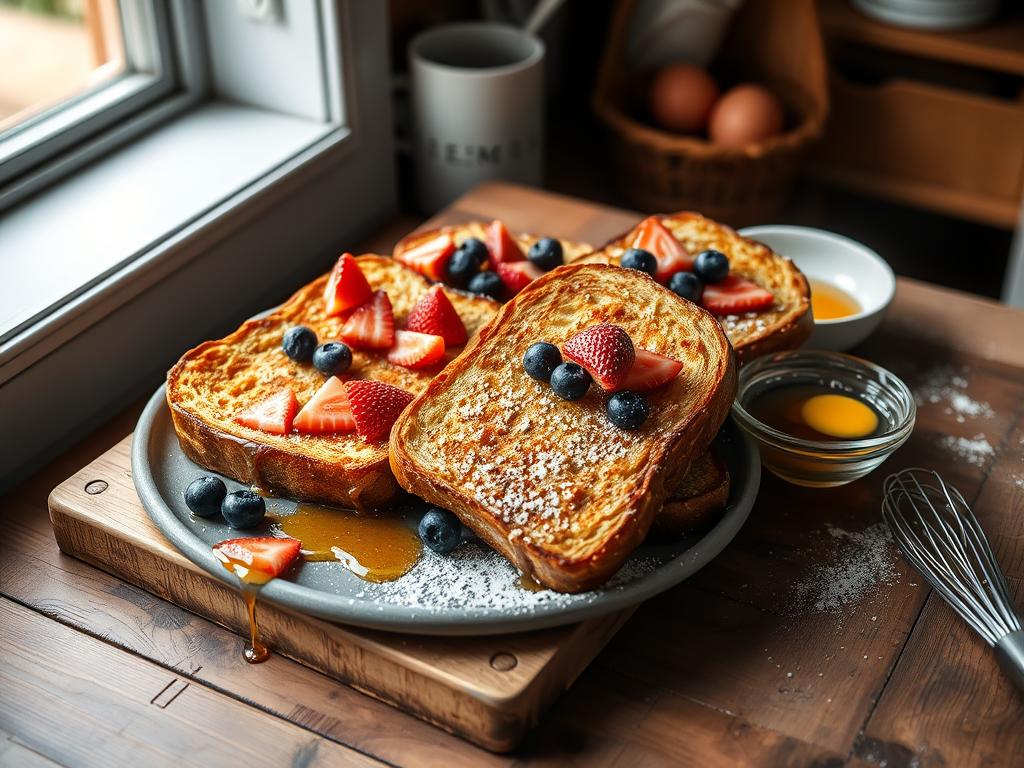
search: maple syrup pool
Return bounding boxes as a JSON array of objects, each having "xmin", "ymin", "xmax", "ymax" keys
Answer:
[{"xmin": 270, "ymin": 503, "xmax": 422, "ymax": 582}]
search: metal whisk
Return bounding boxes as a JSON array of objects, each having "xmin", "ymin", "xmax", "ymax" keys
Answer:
[{"xmin": 882, "ymin": 467, "xmax": 1024, "ymax": 691}]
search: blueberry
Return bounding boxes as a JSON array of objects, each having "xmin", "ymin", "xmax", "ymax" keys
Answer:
[
  {"xmin": 221, "ymin": 490, "xmax": 266, "ymax": 530},
  {"xmin": 550, "ymin": 362, "xmax": 591, "ymax": 400},
  {"xmin": 184, "ymin": 476, "xmax": 226, "ymax": 518},
  {"xmin": 312, "ymin": 342, "xmax": 352, "ymax": 376},
  {"xmin": 528, "ymin": 238, "xmax": 564, "ymax": 271},
  {"xmin": 694, "ymin": 249, "xmax": 729, "ymax": 283},
  {"xmin": 446, "ymin": 247, "xmax": 481, "ymax": 287},
  {"xmin": 283, "ymin": 326, "xmax": 317, "ymax": 363},
  {"xmin": 620, "ymin": 248, "xmax": 657, "ymax": 276},
  {"xmin": 459, "ymin": 237, "xmax": 489, "ymax": 266},
  {"xmin": 523, "ymin": 341, "xmax": 562, "ymax": 382},
  {"xmin": 668, "ymin": 271, "xmax": 704, "ymax": 303},
  {"xmin": 467, "ymin": 270, "xmax": 504, "ymax": 300},
  {"xmin": 607, "ymin": 391, "xmax": 650, "ymax": 429},
  {"xmin": 418, "ymin": 508, "xmax": 462, "ymax": 554}
]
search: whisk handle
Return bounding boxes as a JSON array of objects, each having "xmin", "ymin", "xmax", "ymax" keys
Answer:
[{"xmin": 995, "ymin": 630, "xmax": 1024, "ymax": 693}]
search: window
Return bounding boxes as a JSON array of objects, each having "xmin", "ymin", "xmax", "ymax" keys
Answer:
[
  {"xmin": 0, "ymin": 1, "xmax": 396, "ymax": 487},
  {"xmin": 0, "ymin": 0, "xmax": 198, "ymax": 208},
  {"xmin": 0, "ymin": 0, "xmax": 126, "ymax": 132}
]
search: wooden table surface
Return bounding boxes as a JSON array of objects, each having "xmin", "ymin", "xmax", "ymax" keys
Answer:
[{"xmin": 3, "ymin": 183, "xmax": 1024, "ymax": 767}]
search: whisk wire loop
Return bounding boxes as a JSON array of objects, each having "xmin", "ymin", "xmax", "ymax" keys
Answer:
[{"xmin": 882, "ymin": 468, "xmax": 1021, "ymax": 647}]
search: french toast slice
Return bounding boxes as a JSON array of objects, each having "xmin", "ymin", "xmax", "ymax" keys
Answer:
[
  {"xmin": 390, "ymin": 263, "xmax": 738, "ymax": 592},
  {"xmin": 393, "ymin": 221, "xmax": 593, "ymax": 280},
  {"xmin": 167, "ymin": 256, "xmax": 498, "ymax": 510},
  {"xmin": 576, "ymin": 212, "xmax": 812, "ymax": 362},
  {"xmin": 648, "ymin": 449, "xmax": 730, "ymax": 540}
]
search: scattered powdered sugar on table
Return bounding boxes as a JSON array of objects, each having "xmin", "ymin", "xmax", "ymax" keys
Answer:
[
  {"xmin": 938, "ymin": 434, "xmax": 995, "ymax": 467},
  {"xmin": 363, "ymin": 541, "xmax": 662, "ymax": 614},
  {"xmin": 790, "ymin": 523, "xmax": 898, "ymax": 615},
  {"xmin": 914, "ymin": 365, "xmax": 994, "ymax": 423}
]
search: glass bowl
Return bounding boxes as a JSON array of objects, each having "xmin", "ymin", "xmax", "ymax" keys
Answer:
[{"xmin": 731, "ymin": 350, "xmax": 916, "ymax": 487}]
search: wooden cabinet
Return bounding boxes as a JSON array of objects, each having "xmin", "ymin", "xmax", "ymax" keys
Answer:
[{"xmin": 811, "ymin": 0, "xmax": 1024, "ymax": 228}]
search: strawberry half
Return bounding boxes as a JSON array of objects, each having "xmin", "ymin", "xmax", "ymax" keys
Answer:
[
  {"xmin": 621, "ymin": 349, "xmax": 683, "ymax": 393},
  {"xmin": 701, "ymin": 275, "xmax": 774, "ymax": 315},
  {"xmin": 495, "ymin": 261, "xmax": 544, "ymax": 296},
  {"xmin": 486, "ymin": 220, "xmax": 525, "ymax": 264},
  {"xmin": 293, "ymin": 376, "xmax": 355, "ymax": 434},
  {"xmin": 563, "ymin": 323, "xmax": 636, "ymax": 391},
  {"xmin": 341, "ymin": 290, "xmax": 395, "ymax": 349},
  {"xmin": 628, "ymin": 216, "xmax": 693, "ymax": 283},
  {"xmin": 234, "ymin": 389, "xmax": 299, "ymax": 435},
  {"xmin": 324, "ymin": 253, "xmax": 373, "ymax": 317},
  {"xmin": 405, "ymin": 285, "xmax": 467, "ymax": 346},
  {"xmin": 387, "ymin": 329, "xmax": 446, "ymax": 369},
  {"xmin": 395, "ymin": 232, "xmax": 456, "ymax": 282},
  {"xmin": 213, "ymin": 537, "xmax": 301, "ymax": 579},
  {"xmin": 345, "ymin": 380, "xmax": 415, "ymax": 442}
]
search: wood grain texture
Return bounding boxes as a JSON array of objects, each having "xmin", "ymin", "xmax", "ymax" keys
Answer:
[
  {"xmin": 855, "ymin": 413, "xmax": 1024, "ymax": 767},
  {"xmin": 0, "ymin": 597, "xmax": 383, "ymax": 768},
  {"xmin": 46, "ymin": 435, "xmax": 633, "ymax": 752},
  {"xmin": 2, "ymin": 182, "xmax": 1024, "ymax": 766}
]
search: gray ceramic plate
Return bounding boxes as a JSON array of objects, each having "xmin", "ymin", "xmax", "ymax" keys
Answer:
[{"xmin": 133, "ymin": 385, "xmax": 760, "ymax": 635}]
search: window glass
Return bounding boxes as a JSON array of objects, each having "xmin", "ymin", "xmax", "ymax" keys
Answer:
[{"xmin": 0, "ymin": 0, "xmax": 125, "ymax": 134}]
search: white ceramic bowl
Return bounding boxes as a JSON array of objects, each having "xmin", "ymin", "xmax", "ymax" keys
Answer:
[{"xmin": 739, "ymin": 225, "xmax": 895, "ymax": 352}]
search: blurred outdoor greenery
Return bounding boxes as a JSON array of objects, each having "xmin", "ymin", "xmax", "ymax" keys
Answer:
[{"xmin": 0, "ymin": 0, "xmax": 84, "ymax": 21}]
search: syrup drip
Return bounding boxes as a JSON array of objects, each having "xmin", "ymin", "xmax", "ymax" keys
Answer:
[
  {"xmin": 213, "ymin": 547, "xmax": 272, "ymax": 664},
  {"xmin": 273, "ymin": 504, "xmax": 421, "ymax": 582},
  {"xmin": 517, "ymin": 573, "xmax": 545, "ymax": 592}
]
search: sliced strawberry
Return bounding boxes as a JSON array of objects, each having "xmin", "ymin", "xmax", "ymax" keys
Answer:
[
  {"xmin": 293, "ymin": 376, "xmax": 355, "ymax": 434},
  {"xmin": 486, "ymin": 220, "xmax": 525, "ymax": 264},
  {"xmin": 213, "ymin": 537, "xmax": 301, "ymax": 579},
  {"xmin": 234, "ymin": 389, "xmax": 299, "ymax": 435},
  {"xmin": 345, "ymin": 380, "xmax": 415, "ymax": 442},
  {"xmin": 387, "ymin": 330, "xmax": 445, "ymax": 369},
  {"xmin": 495, "ymin": 261, "xmax": 544, "ymax": 296},
  {"xmin": 563, "ymin": 324, "xmax": 636, "ymax": 391},
  {"xmin": 628, "ymin": 216, "xmax": 694, "ymax": 283},
  {"xmin": 395, "ymin": 232, "xmax": 456, "ymax": 282},
  {"xmin": 341, "ymin": 290, "xmax": 395, "ymax": 349},
  {"xmin": 324, "ymin": 253, "xmax": 373, "ymax": 317},
  {"xmin": 405, "ymin": 285, "xmax": 467, "ymax": 345},
  {"xmin": 701, "ymin": 275, "xmax": 774, "ymax": 315},
  {"xmin": 620, "ymin": 349, "xmax": 683, "ymax": 393}
]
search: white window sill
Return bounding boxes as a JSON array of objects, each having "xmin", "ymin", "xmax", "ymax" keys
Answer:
[{"xmin": 0, "ymin": 100, "xmax": 347, "ymax": 384}]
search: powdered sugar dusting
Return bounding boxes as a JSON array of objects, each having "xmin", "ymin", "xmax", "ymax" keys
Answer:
[
  {"xmin": 434, "ymin": 377, "xmax": 654, "ymax": 548},
  {"xmin": 939, "ymin": 434, "xmax": 995, "ymax": 467},
  {"xmin": 914, "ymin": 365, "xmax": 994, "ymax": 423},
  {"xmin": 791, "ymin": 523, "xmax": 898, "ymax": 615},
  {"xmin": 364, "ymin": 541, "xmax": 661, "ymax": 614}
]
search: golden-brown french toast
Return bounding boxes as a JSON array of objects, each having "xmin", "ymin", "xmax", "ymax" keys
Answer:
[
  {"xmin": 167, "ymin": 256, "xmax": 498, "ymax": 510},
  {"xmin": 649, "ymin": 449, "xmax": 730, "ymax": 540},
  {"xmin": 576, "ymin": 212, "xmax": 812, "ymax": 362},
  {"xmin": 393, "ymin": 221, "xmax": 594, "ymax": 273},
  {"xmin": 390, "ymin": 263, "xmax": 737, "ymax": 592}
]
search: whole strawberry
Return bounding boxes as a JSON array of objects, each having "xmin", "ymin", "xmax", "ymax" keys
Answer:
[
  {"xmin": 345, "ymin": 380, "xmax": 415, "ymax": 442},
  {"xmin": 562, "ymin": 324, "xmax": 636, "ymax": 391}
]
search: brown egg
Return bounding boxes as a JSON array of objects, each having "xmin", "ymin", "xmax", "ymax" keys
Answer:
[
  {"xmin": 708, "ymin": 84, "xmax": 785, "ymax": 148},
  {"xmin": 648, "ymin": 64, "xmax": 719, "ymax": 134}
]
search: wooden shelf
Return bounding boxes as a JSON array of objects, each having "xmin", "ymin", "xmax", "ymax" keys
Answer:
[
  {"xmin": 820, "ymin": 0, "xmax": 1024, "ymax": 75},
  {"xmin": 806, "ymin": 165, "xmax": 1021, "ymax": 229}
]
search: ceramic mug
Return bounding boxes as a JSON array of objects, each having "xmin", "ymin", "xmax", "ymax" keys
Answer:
[{"xmin": 409, "ymin": 22, "xmax": 545, "ymax": 212}]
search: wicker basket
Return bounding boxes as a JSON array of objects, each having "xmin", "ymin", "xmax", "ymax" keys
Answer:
[{"xmin": 593, "ymin": 0, "xmax": 829, "ymax": 226}]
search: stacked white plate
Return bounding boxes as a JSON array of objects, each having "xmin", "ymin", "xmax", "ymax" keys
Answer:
[{"xmin": 852, "ymin": 0, "xmax": 1000, "ymax": 31}]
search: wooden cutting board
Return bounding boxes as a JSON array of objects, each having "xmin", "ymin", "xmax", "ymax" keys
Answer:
[{"xmin": 47, "ymin": 435, "xmax": 633, "ymax": 753}]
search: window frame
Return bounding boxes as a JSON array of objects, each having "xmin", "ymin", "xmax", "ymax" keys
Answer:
[{"xmin": 0, "ymin": 0, "xmax": 207, "ymax": 211}]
